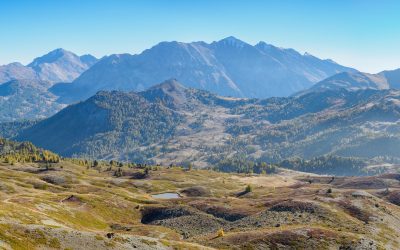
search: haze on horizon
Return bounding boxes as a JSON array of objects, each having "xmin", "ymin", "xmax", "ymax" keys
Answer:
[{"xmin": 1, "ymin": 0, "xmax": 399, "ymax": 73}]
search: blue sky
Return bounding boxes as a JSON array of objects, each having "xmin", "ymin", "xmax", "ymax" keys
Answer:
[{"xmin": 0, "ymin": 0, "xmax": 399, "ymax": 73}]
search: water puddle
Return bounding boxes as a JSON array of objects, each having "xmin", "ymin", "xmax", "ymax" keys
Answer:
[{"xmin": 151, "ymin": 192, "xmax": 181, "ymax": 199}]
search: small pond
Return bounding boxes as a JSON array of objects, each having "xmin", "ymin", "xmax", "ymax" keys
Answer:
[{"xmin": 151, "ymin": 192, "xmax": 181, "ymax": 199}]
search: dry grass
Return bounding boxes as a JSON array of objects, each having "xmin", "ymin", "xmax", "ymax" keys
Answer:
[{"xmin": 0, "ymin": 161, "xmax": 398, "ymax": 249}]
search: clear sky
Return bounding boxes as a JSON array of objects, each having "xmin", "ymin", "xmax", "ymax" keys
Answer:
[{"xmin": 0, "ymin": 0, "xmax": 399, "ymax": 73}]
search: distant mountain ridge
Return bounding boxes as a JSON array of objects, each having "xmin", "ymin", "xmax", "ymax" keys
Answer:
[
  {"xmin": 3, "ymin": 39, "xmax": 400, "ymax": 125},
  {"xmin": 51, "ymin": 36, "xmax": 356, "ymax": 102},
  {"xmin": 297, "ymin": 68, "xmax": 400, "ymax": 95},
  {"xmin": 0, "ymin": 49, "xmax": 98, "ymax": 84}
]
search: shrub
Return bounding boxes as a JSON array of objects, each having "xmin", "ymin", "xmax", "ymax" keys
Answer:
[
  {"xmin": 217, "ymin": 228, "xmax": 225, "ymax": 237},
  {"xmin": 245, "ymin": 184, "xmax": 252, "ymax": 193}
]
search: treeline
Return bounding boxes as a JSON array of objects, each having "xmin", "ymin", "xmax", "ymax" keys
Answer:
[
  {"xmin": 68, "ymin": 158, "xmax": 154, "ymax": 169},
  {"xmin": 69, "ymin": 157, "xmax": 169, "ymax": 178},
  {"xmin": 0, "ymin": 138, "xmax": 60, "ymax": 164},
  {"xmin": 214, "ymin": 157, "xmax": 277, "ymax": 174},
  {"xmin": 278, "ymin": 155, "xmax": 371, "ymax": 176},
  {"xmin": 0, "ymin": 137, "xmax": 187, "ymax": 178}
]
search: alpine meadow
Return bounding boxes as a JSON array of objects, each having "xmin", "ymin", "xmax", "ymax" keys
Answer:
[{"xmin": 1, "ymin": 1, "xmax": 400, "ymax": 249}]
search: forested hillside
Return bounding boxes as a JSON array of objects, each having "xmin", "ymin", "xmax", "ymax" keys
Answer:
[
  {"xmin": 8, "ymin": 79, "xmax": 399, "ymax": 175},
  {"xmin": 0, "ymin": 138, "xmax": 60, "ymax": 164},
  {"xmin": 17, "ymin": 89, "xmax": 182, "ymax": 162}
]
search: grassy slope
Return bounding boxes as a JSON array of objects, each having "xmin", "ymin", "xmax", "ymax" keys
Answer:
[{"xmin": 0, "ymin": 161, "xmax": 399, "ymax": 249}]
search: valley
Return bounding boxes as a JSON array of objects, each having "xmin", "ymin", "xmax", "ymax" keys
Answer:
[{"xmin": 2, "ymin": 79, "xmax": 399, "ymax": 176}]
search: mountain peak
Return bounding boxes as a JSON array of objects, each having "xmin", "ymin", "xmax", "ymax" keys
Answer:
[
  {"xmin": 28, "ymin": 48, "xmax": 76, "ymax": 67},
  {"xmin": 149, "ymin": 78, "xmax": 186, "ymax": 91},
  {"xmin": 255, "ymin": 41, "xmax": 274, "ymax": 49},
  {"xmin": 216, "ymin": 36, "xmax": 248, "ymax": 47},
  {"xmin": 141, "ymin": 79, "xmax": 188, "ymax": 108},
  {"xmin": 52, "ymin": 48, "xmax": 68, "ymax": 54},
  {"xmin": 148, "ymin": 41, "xmax": 190, "ymax": 52},
  {"xmin": 23, "ymin": 49, "xmax": 99, "ymax": 83}
]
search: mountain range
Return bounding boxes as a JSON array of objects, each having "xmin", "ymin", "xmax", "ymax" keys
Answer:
[
  {"xmin": 1, "ymin": 37, "xmax": 400, "ymax": 136},
  {"xmin": 51, "ymin": 36, "xmax": 356, "ymax": 102},
  {"xmin": 0, "ymin": 37, "xmax": 360, "ymax": 122},
  {"xmin": 9, "ymin": 79, "xmax": 400, "ymax": 172}
]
